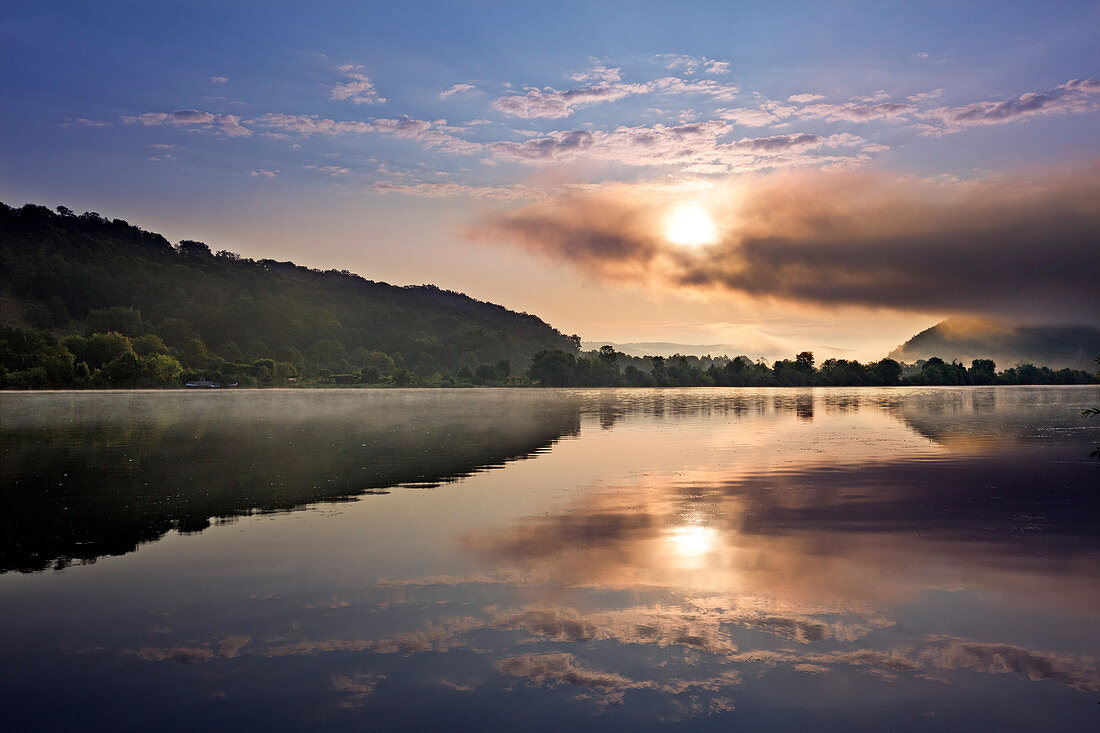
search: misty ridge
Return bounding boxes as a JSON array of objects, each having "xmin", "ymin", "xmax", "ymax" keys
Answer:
[{"xmin": 0, "ymin": 199, "xmax": 1096, "ymax": 390}]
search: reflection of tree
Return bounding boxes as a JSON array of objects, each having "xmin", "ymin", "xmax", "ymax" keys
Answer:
[{"xmin": 1, "ymin": 392, "xmax": 581, "ymax": 573}]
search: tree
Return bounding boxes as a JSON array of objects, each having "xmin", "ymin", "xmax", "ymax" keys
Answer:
[
  {"xmin": 85, "ymin": 307, "xmax": 144, "ymax": 337},
  {"xmin": 795, "ymin": 351, "xmax": 815, "ymax": 374},
  {"xmin": 177, "ymin": 240, "xmax": 212, "ymax": 258},
  {"xmin": 527, "ymin": 350, "xmax": 576, "ymax": 386},
  {"xmin": 68, "ymin": 331, "xmax": 133, "ymax": 371},
  {"xmin": 874, "ymin": 358, "xmax": 902, "ymax": 386},
  {"xmin": 359, "ymin": 365, "xmax": 380, "ymax": 384},
  {"xmin": 969, "ymin": 358, "xmax": 996, "ymax": 385}
]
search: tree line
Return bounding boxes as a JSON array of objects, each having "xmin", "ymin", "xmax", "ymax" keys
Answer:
[{"xmin": 524, "ymin": 347, "xmax": 1098, "ymax": 388}]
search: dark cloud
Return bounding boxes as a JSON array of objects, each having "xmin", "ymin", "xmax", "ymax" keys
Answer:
[
  {"xmin": 469, "ymin": 167, "xmax": 1100, "ymax": 321},
  {"xmin": 169, "ymin": 109, "xmax": 215, "ymax": 123}
]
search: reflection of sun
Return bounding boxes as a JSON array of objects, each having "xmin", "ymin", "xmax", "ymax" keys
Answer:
[
  {"xmin": 664, "ymin": 202, "xmax": 719, "ymax": 247},
  {"xmin": 667, "ymin": 524, "xmax": 717, "ymax": 559}
]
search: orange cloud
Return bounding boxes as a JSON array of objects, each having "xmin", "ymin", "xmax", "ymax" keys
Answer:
[{"xmin": 468, "ymin": 165, "xmax": 1100, "ymax": 322}]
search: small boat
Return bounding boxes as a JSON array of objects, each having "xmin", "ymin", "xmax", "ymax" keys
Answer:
[{"xmin": 185, "ymin": 379, "xmax": 221, "ymax": 388}]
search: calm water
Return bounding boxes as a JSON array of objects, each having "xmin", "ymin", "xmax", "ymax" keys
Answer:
[{"xmin": 2, "ymin": 387, "xmax": 1098, "ymax": 731}]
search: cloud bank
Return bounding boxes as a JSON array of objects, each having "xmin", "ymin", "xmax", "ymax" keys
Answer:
[{"xmin": 469, "ymin": 166, "xmax": 1100, "ymax": 321}]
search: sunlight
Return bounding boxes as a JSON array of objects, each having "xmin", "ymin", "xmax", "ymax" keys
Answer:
[
  {"xmin": 667, "ymin": 524, "xmax": 717, "ymax": 559},
  {"xmin": 664, "ymin": 202, "xmax": 719, "ymax": 247}
]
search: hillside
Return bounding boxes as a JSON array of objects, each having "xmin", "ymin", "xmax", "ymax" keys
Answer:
[
  {"xmin": 889, "ymin": 319, "xmax": 1100, "ymax": 372},
  {"xmin": 0, "ymin": 202, "xmax": 577, "ymax": 387}
]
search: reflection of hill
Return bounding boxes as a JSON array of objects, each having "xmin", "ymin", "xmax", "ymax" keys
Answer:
[
  {"xmin": 891, "ymin": 386, "xmax": 1099, "ymax": 448},
  {"xmin": 0, "ymin": 391, "xmax": 580, "ymax": 573}
]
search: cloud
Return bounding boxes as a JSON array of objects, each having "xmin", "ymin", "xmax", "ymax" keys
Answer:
[
  {"xmin": 489, "ymin": 129, "xmax": 597, "ymax": 161},
  {"xmin": 250, "ymin": 169, "xmax": 278, "ymax": 177},
  {"xmin": 305, "ymin": 165, "xmax": 350, "ymax": 176},
  {"xmin": 787, "ymin": 93, "xmax": 824, "ymax": 103},
  {"xmin": 657, "ymin": 54, "xmax": 732, "ymax": 77},
  {"xmin": 70, "ymin": 118, "xmax": 112, "ymax": 128},
  {"xmin": 373, "ymin": 181, "xmax": 541, "ymax": 201},
  {"xmin": 569, "ymin": 65, "xmax": 622, "ymax": 83},
  {"xmin": 467, "ymin": 165, "xmax": 1100, "ymax": 321},
  {"xmin": 491, "ymin": 83, "xmax": 632, "ymax": 118},
  {"xmin": 330, "ymin": 63, "xmax": 386, "ymax": 105},
  {"xmin": 487, "ymin": 122, "xmax": 865, "ymax": 173},
  {"xmin": 491, "ymin": 75, "xmax": 740, "ymax": 119},
  {"xmin": 921, "ymin": 78, "xmax": 1100, "ymax": 134},
  {"xmin": 720, "ymin": 102, "xmax": 797, "ymax": 127},
  {"xmin": 907, "ymin": 89, "xmax": 943, "ymax": 102},
  {"xmin": 439, "ymin": 82, "xmax": 477, "ymax": 99},
  {"xmin": 209, "ymin": 75, "xmax": 228, "ymax": 84},
  {"xmin": 704, "ymin": 60, "xmax": 731, "ymax": 75},
  {"xmin": 253, "ymin": 112, "xmax": 372, "ymax": 135},
  {"xmin": 639, "ymin": 76, "xmax": 740, "ymax": 102},
  {"xmin": 796, "ymin": 101, "xmax": 913, "ymax": 123},
  {"xmin": 252, "ymin": 113, "xmax": 480, "ymax": 153},
  {"xmin": 215, "ymin": 114, "xmax": 251, "ymax": 137},
  {"xmin": 121, "ymin": 109, "xmax": 252, "ymax": 137}
]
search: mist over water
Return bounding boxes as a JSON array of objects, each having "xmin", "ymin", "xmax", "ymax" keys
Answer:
[{"xmin": 1, "ymin": 387, "xmax": 1098, "ymax": 730}]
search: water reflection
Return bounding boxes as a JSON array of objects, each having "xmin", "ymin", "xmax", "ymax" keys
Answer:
[
  {"xmin": 1, "ymin": 387, "xmax": 1098, "ymax": 730},
  {"xmin": 0, "ymin": 390, "xmax": 581, "ymax": 572}
]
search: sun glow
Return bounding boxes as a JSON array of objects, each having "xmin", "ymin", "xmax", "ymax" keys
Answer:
[
  {"xmin": 667, "ymin": 524, "xmax": 717, "ymax": 559},
  {"xmin": 664, "ymin": 202, "xmax": 719, "ymax": 247}
]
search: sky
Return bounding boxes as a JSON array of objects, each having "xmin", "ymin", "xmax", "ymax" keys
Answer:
[{"xmin": 2, "ymin": 1, "xmax": 1098, "ymax": 360}]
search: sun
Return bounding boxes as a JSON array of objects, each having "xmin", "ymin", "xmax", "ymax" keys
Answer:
[{"xmin": 664, "ymin": 202, "xmax": 718, "ymax": 247}]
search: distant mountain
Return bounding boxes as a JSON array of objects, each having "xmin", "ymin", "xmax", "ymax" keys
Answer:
[
  {"xmin": 0, "ymin": 202, "xmax": 577, "ymax": 384},
  {"xmin": 888, "ymin": 319, "xmax": 1100, "ymax": 371},
  {"xmin": 581, "ymin": 341, "xmax": 857, "ymax": 361},
  {"xmin": 581, "ymin": 341, "xmax": 750, "ymax": 358}
]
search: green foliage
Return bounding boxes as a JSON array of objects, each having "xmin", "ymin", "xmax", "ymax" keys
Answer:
[
  {"xmin": 0, "ymin": 201, "xmax": 577, "ymax": 388},
  {"xmin": 527, "ymin": 350, "xmax": 577, "ymax": 386}
]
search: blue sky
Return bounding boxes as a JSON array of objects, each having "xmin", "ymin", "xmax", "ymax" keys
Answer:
[{"xmin": 2, "ymin": 1, "xmax": 1097, "ymax": 357}]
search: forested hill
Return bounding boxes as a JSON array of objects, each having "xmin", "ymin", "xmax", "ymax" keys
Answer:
[
  {"xmin": 889, "ymin": 319, "xmax": 1100, "ymax": 372},
  {"xmin": 0, "ymin": 202, "xmax": 577, "ymax": 387}
]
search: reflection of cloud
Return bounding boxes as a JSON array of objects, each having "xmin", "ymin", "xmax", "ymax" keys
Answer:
[
  {"xmin": 491, "ymin": 605, "xmax": 742, "ymax": 655},
  {"xmin": 497, "ymin": 652, "xmax": 647, "ymax": 704},
  {"xmin": 921, "ymin": 637, "xmax": 1100, "ymax": 692},
  {"xmin": 128, "ymin": 634, "xmax": 250, "ymax": 664},
  {"xmin": 331, "ymin": 671, "xmax": 386, "ymax": 708}
]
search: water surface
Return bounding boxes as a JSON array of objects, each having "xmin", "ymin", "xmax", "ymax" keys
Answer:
[{"xmin": 2, "ymin": 387, "xmax": 1098, "ymax": 730}]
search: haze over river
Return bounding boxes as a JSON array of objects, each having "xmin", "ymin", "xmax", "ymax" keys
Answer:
[{"xmin": 2, "ymin": 387, "xmax": 1098, "ymax": 730}]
